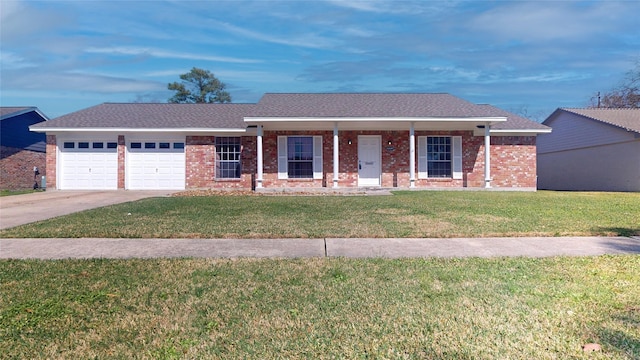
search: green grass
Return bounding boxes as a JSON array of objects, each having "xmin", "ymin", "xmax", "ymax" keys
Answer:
[
  {"xmin": 1, "ymin": 256, "xmax": 638, "ymax": 359},
  {"xmin": 0, "ymin": 189, "xmax": 39, "ymax": 197},
  {"xmin": 1, "ymin": 191, "xmax": 638, "ymax": 238}
]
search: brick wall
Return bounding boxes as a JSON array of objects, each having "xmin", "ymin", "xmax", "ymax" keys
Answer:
[
  {"xmin": 185, "ymin": 136, "xmax": 255, "ymax": 189},
  {"xmin": 0, "ymin": 146, "xmax": 46, "ymax": 190},
  {"xmin": 490, "ymin": 136, "xmax": 537, "ymax": 188},
  {"xmin": 256, "ymin": 130, "xmax": 537, "ymax": 189},
  {"xmin": 261, "ymin": 131, "xmax": 328, "ymax": 188},
  {"xmin": 117, "ymin": 135, "xmax": 125, "ymax": 189},
  {"xmin": 40, "ymin": 132, "xmax": 537, "ymax": 191},
  {"xmin": 45, "ymin": 135, "xmax": 57, "ymax": 189}
]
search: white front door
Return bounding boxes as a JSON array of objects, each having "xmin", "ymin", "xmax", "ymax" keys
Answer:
[
  {"xmin": 127, "ymin": 140, "xmax": 185, "ymax": 190},
  {"xmin": 358, "ymin": 135, "xmax": 381, "ymax": 186}
]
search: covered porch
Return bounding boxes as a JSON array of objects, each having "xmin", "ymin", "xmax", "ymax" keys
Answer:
[{"xmin": 244, "ymin": 117, "xmax": 504, "ymax": 190}]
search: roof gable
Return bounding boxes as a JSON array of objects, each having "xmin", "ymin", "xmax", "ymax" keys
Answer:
[
  {"xmin": 551, "ymin": 108, "xmax": 640, "ymax": 134},
  {"xmin": 1, "ymin": 107, "xmax": 48, "ymax": 151},
  {"xmin": 1, "ymin": 107, "xmax": 49, "ymax": 121}
]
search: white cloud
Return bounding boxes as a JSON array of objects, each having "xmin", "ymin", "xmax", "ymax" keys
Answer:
[
  {"xmin": 468, "ymin": 2, "xmax": 630, "ymax": 43},
  {"xmin": 84, "ymin": 46, "xmax": 261, "ymax": 64},
  {"xmin": 323, "ymin": 0, "xmax": 440, "ymax": 14},
  {"xmin": 215, "ymin": 21, "xmax": 340, "ymax": 50},
  {"xmin": 324, "ymin": 0, "xmax": 388, "ymax": 13},
  {"xmin": 509, "ymin": 72, "xmax": 589, "ymax": 83},
  {"xmin": 0, "ymin": 51, "xmax": 36, "ymax": 69},
  {"xmin": 3, "ymin": 70, "xmax": 164, "ymax": 93},
  {"xmin": 0, "ymin": 0, "xmax": 71, "ymax": 44}
]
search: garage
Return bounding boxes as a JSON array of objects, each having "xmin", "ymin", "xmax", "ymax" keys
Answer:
[
  {"xmin": 127, "ymin": 139, "xmax": 185, "ymax": 190},
  {"xmin": 59, "ymin": 140, "xmax": 118, "ymax": 190}
]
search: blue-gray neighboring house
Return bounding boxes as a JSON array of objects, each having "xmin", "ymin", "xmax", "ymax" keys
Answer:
[
  {"xmin": 1, "ymin": 107, "xmax": 49, "ymax": 189},
  {"xmin": 537, "ymin": 108, "xmax": 640, "ymax": 192}
]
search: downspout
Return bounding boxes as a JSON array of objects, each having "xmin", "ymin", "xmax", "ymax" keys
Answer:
[
  {"xmin": 256, "ymin": 125, "xmax": 263, "ymax": 188},
  {"xmin": 333, "ymin": 122, "xmax": 339, "ymax": 188},
  {"xmin": 409, "ymin": 122, "xmax": 416, "ymax": 188},
  {"xmin": 484, "ymin": 123, "xmax": 491, "ymax": 188}
]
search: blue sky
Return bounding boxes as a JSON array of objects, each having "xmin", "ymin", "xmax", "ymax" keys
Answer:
[{"xmin": 1, "ymin": 0, "xmax": 639, "ymax": 120}]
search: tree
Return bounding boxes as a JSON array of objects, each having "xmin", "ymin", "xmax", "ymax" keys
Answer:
[
  {"xmin": 168, "ymin": 67, "xmax": 231, "ymax": 103},
  {"xmin": 590, "ymin": 61, "xmax": 640, "ymax": 108}
]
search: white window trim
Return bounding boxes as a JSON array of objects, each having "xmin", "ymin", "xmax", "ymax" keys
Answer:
[
  {"xmin": 277, "ymin": 135, "xmax": 323, "ymax": 180},
  {"xmin": 215, "ymin": 136, "xmax": 242, "ymax": 179},
  {"xmin": 417, "ymin": 135, "xmax": 462, "ymax": 179}
]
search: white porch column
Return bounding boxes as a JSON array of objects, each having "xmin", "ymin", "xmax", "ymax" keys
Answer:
[
  {"xmin": 484, "ymin": 124, "xmax": 491, "ymax": 188},
  {"xmin": 333, "ymin": 122, "xmax": 339, "ymax": 188},
  {"xmin": 409, "ymin": 122, "xmax": 416, "ymax": 188},
  {"xmin": 256, "ymin": 125, "xmax": 263, "ymax": 188}
]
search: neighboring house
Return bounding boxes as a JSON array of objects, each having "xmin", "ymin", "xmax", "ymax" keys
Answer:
[
  {"xmin": 1, "ymin": 107, "xmax": 49, "ymax": 190},
  {"xmin": 29, "ymin": 93, "xmax": 550, "ymax": 191},
  {"xmin": 537, "ymin": 108, "xmax": 640, "ymax": 192}
]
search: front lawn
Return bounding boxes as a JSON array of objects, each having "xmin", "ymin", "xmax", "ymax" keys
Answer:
[
  {"xmin": 0, "ymin": 189, "xmax": 39, "ymax": 197},
  {"xmin": 1, "ymin": 191, "xmax": 638, "ymax": 238},
  {"xmin": 1, "ymin": 256, "xmax": 638, "ymax": 359}
]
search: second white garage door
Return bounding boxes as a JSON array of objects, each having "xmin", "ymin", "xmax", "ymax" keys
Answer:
[{"xmin": 127, "ymin": 140, "xmax": 185, "ymax": 190}]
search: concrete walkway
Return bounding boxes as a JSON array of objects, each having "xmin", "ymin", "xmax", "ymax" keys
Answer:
[{"xmin": 1, "ymin": 236, "xmax": 639, "ymax": 259}]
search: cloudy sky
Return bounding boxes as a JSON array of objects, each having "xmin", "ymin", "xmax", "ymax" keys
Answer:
[{"xmin": 1, "ymin": 0, "xmax": 639, "ymax": 120}]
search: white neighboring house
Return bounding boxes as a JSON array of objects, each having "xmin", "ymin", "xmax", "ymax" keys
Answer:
[{"xmin": 537, "ymin": 108, "xmax": 640, "ymax": 192}]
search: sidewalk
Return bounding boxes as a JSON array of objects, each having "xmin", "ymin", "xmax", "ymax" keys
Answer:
[{"xmin": 1, "ymin": 236, "xmax": 639, "ymax": 259}]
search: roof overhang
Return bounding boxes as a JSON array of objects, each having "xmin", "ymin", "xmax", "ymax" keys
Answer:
[
  {"xmin": 1, "ymin": 107, "xmax": 50, "ymax": 121},
  {"xmin": 29, "ymin": 127, "xmax": 248, "ymax": 134},
  {"xmin": 477, "ymin": 128, "xmax": 553, "ymax": 136},
  {"xmin": 244, "ymin": 117, "xmax": 507, "ymax": 131}
]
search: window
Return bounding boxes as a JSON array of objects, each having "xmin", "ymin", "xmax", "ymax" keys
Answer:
[
  {"xmin": 427, "ymin": 136, "xmax": 451, "ymax": 178},
  {"xmin": 145, "ymin": 142, "xmax": 156, "ymax": 149},
  {"xmin": 78, "ymin": 142, "xmax": 89, "ymax": 149},
  {"xmin": 131, "ymin": 142, "xmax": 142, "ymax": 149},
  {"xmin": 159, "ymin": 142, "xmax": 170, "ymax": 149},
  {"xmin": 418, "ymin": 136, "xmax": 462, "ymax": 179},
  {"xmin": 215, "ymin": 137, "xmax": 241, "ymax": 179},
  {"xmin": 63, "ymin": 142, "xmax": 74, "ymax": 149},
  {"xmin": 107, "ymin": 142, "xmax": 117, "ymax": 149},
  {"xmin": 92, "ymin": 142, "xmax": 104, "ymax": 149},
  {"xmin": 173, "ymin": 142, "xmax": 184, "ymax": 149},
  {"xmin": 287, "ymin": 137, "xmax": 313, "ymax": 178},
  {"xmin": 277, "ymin": 136, "xmax": 323, "ymax": 180}
]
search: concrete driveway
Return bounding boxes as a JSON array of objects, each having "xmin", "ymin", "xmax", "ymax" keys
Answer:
[{"xmin": 0, "ymin": 190, "xmax": 176, "ymax": 229}]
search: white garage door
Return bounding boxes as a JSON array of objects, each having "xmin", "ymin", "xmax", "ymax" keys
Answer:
[
  {"xmin": 59, "ymin": 140, "xmax": 118, "ymax": 190},
  {"xmin": 127, "ymin": 140, "xmax": 185, "ymax": 190}
]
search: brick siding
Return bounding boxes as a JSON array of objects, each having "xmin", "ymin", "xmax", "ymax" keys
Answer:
[
  {"xmin": 43, "ymin": 132, "xmax": 537, "ymax": 190},
  {"xmin": 490, "ymin": 136, "xmax": 537, "ymax": 188},
  {"xmin": 0, "ymin": 146, "xmax": 46, "ymax": 190},
  {"xmin": 256, "ymin": 130, "xmax": 537, "ymax": 189},
  {"xmin": 185, "ymin": 136, "xmax": 256, "ymax": 189},
  {"xmin": 117, "ymin": 135, "xmax": 125, "ymax": 189}
]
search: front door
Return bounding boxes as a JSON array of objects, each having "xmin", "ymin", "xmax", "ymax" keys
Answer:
[{"xmin": 358, "ymin": 135, "xmax": 381, "ymax": 186}]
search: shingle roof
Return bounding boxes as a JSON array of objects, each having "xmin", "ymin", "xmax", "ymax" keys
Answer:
[
  {"xmin": 31, "ymin": 103, "xmax": 255, "ymax": 129},
  {"xmin": 252, "ymin": 93, "xmax": 501, "ymax": 118},
  {"xmin": 30, "ymin": 94, "xmax": 550, "ymax": 132},
  {"xmin": 1, "ymin": 107, "xmax": 35, "ymax": 119},
  {"xmin": 250, "ymin": 93, "xmax": 549, "ymax": 131},
  {"xmin": 558, "ymin": 108, "xmax": 640, "ymax": 133}
]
